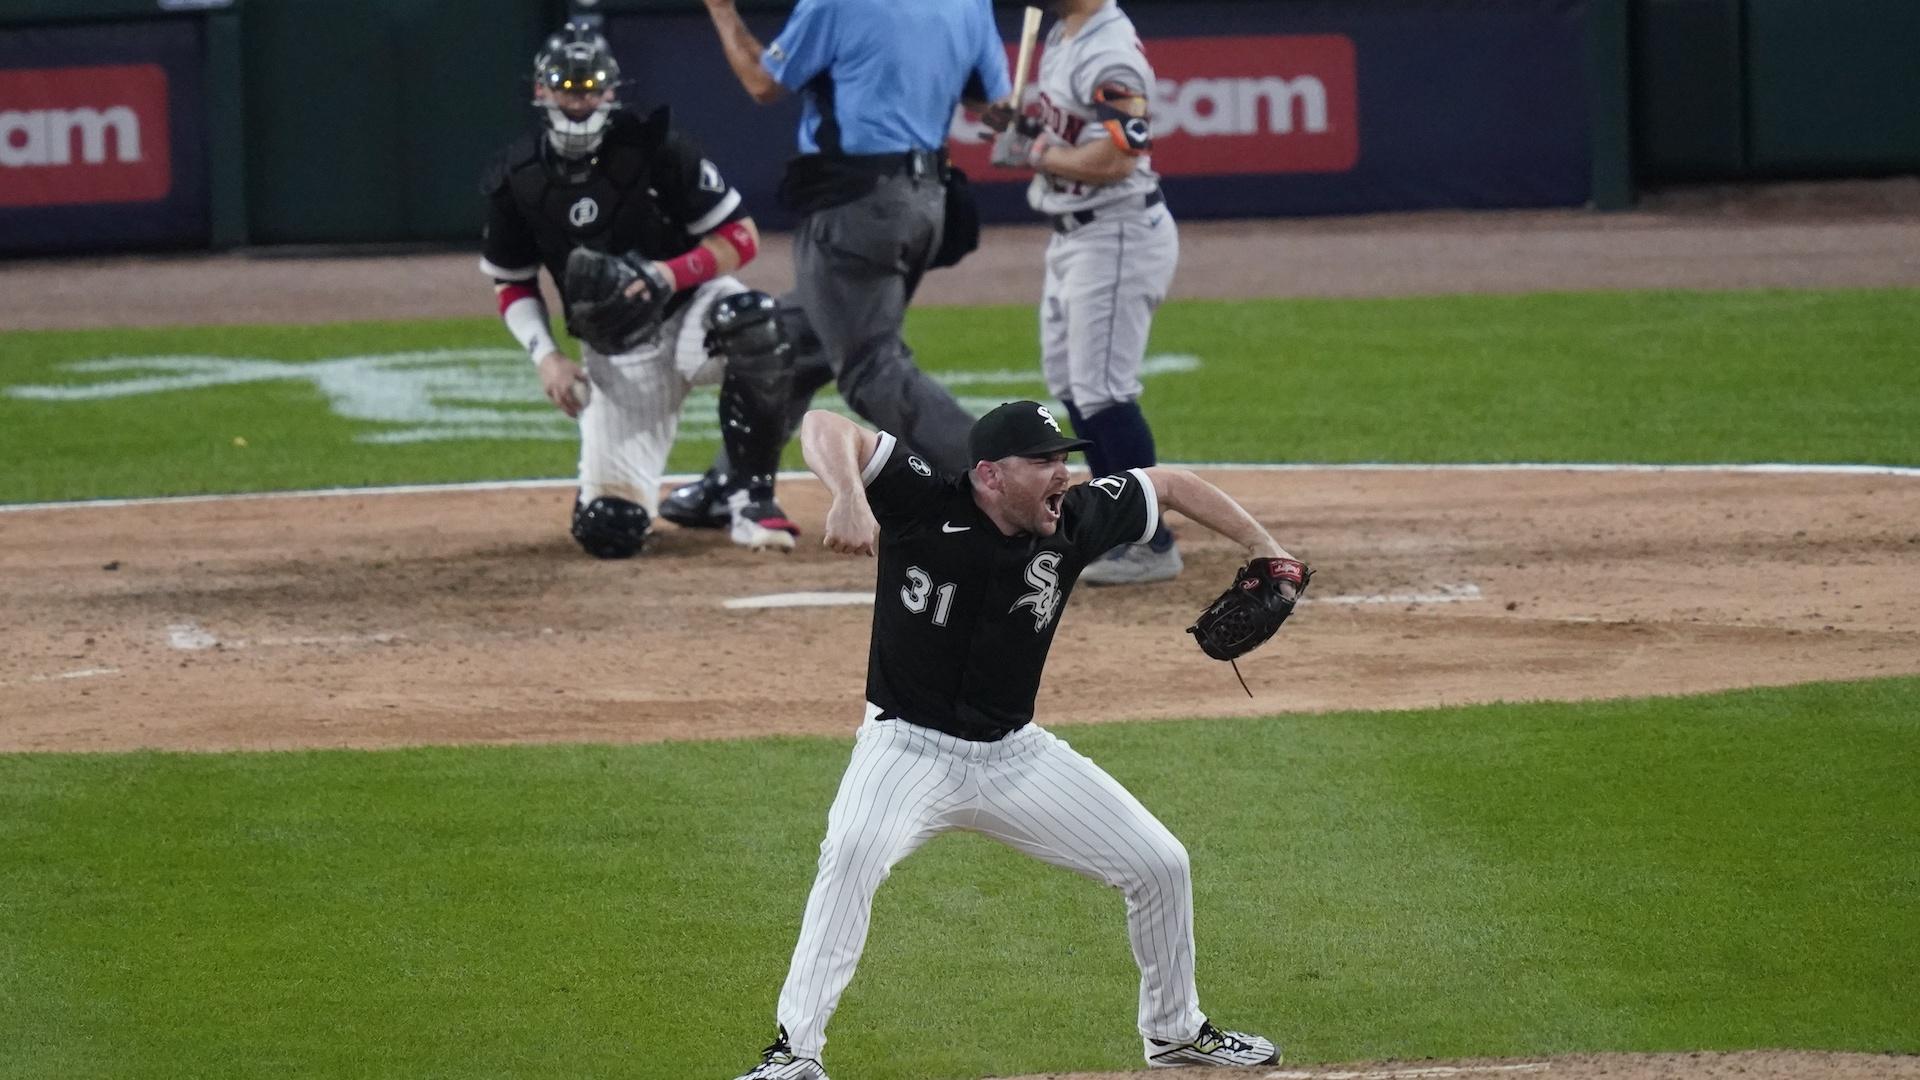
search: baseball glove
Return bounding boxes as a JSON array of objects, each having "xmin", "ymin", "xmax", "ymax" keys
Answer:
[
  {"xmin": 564, "ymin": 247, "xmax": 673, "ymax": 354},
  {"xmin": 1187, "ymin": 557, "xmax": 1312, "ymax": 662}
]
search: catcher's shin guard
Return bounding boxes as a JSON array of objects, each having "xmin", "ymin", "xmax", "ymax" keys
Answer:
[{"xmin": 705, "ymin": 290, "xmax": 795, "ymax": 493}]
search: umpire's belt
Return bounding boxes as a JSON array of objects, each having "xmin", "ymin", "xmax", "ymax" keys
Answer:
[
  {"xmin": 1051, "ymin": 188, "xmax": 1164, "ymax": 234},
  {"xmin": 843, "ymin": 148, "xmax": 944, "ymax": 180}
]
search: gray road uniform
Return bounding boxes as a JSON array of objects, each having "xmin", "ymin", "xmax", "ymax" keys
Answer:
[{"xmin": 1028, "ymin": 1, "xmax": 1178, "ymax": 418}]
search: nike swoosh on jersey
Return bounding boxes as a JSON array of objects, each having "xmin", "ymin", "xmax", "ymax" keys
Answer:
[{"xmin": 942, "ymin": 522, "xmax": 971, "ymax": 533}]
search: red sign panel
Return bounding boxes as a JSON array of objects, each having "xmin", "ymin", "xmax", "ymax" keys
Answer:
[
  {"xmin": 0, "ymin": 64, "xmax": 172, "ymax": 208},
  {"xmin": 951, "ymin": 34, "xmax": 1359, "ymax": 179}
]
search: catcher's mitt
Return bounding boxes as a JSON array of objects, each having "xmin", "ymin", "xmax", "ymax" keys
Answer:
[
  {"xmin": 1187, "ymin": 557, "xmax": 1312, "ymax": 662},
  {"xmin": 564, "ymin": 247, "xmax": 673, "ymax": 354}
]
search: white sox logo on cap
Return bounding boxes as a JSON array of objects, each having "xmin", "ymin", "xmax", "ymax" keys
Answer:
[
  {"xmin": 568, "ymin": 197, "xmax": 599, "ymax": 228},
  {"xmin": 1036, "ymin": 404, "xmax": 1061, "ymax": 432}
]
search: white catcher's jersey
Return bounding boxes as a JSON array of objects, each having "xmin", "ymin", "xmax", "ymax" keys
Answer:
[{"xmin": 1027, "ymin": 0, "xmax": 1160, "ymax": 216}]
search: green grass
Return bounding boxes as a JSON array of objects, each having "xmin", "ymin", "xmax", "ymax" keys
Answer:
[
  {"xmin": 1, "ymin": 288, "xmax": 1915, "ymax": 503},
  {"xmin": 4, "ymin": 678, "xmax": 1916, "ymax": 1079}
]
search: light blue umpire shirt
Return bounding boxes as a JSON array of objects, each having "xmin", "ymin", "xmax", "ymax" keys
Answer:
[{"xmin": 761, "ymin": 0, "xmax": 1012, "ymax": 156}]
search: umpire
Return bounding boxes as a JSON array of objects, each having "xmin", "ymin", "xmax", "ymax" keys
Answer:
[{"xmin": 700, "ymin": 0, "xmax": 1010, "ymax": 475}]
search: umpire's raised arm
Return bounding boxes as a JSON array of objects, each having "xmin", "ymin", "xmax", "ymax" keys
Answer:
[
  {"xmin": 799, "ymin": 410, "xmax": 881, "ymax": 556},
  {"xmin": 702, "ymin": 0, "xmax": 785, "ymax": 102}
]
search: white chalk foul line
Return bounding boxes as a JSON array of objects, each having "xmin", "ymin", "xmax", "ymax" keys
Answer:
[
  {"xmin": 28, "ymin": 667, "xmax": 121, "ymax": 682},
  {"xmin": 167, "ymin": 621, "xmax": 403, "ymax": 650},
  {"xmin": 5, "ymin": 460, "xmax": 1916, "ymax": 514},
  {"xmin": 1267, "ymin": 1064, "xmax": 1548, "ymax": 1080},
  {"xmin": 168, "ymin": 622, "xmax": 220, "ymax": 650},
  {"xmin": 723, "ymin": 591, "xmax": 875, "ymax": 611},
  {"xmin": 1310, "ymin": 584, "xmax": 1484, "ymax": 606}
]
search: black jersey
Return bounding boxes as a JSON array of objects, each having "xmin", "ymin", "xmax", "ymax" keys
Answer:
[
  {"xmin": 479, "ymin": 106, "xmax": 745, "ymax": 308},
  {"xmin": 860, "ymin": 432, "xmax": 1157, "ymax": 741}
]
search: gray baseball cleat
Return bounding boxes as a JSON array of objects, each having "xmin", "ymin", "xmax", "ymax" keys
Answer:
[
  {"xmin": 1145, "ymin": 1019, "xmax": 1281, "ymax": 1068},
  {"xmin": 1081, "ymin": 538, "xmax": 1183, "ymax": 586},
  {"xmin": 733, "ymin": 1027, "xmax": 829, "ymax": 1080}
]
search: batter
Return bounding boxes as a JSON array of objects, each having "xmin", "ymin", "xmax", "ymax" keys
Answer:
[
  {"xmin": 991, "ymin": 0, "xmax": 1182, "ymax": 586},
  {"xmin": 729, "ymin": 401, "xmax": 1297, "ymax": 1080}
]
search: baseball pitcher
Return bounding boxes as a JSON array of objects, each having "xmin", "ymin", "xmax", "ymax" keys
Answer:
[
  {"xmin": 726, "ymin": 401, "xmax": 1309, "ymax": 1080},
  {"xmin": 481, "ymin": 20, "xmax": 802, "ymax": 558}
]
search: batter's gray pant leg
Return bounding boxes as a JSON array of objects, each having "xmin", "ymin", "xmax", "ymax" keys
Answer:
[{"xmin": 793, "ymin": 174, "xmax": 977, "ymax": 475}]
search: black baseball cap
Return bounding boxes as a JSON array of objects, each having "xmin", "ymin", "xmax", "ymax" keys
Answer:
[{"xmin": 969, "ymin": 401, "xmax": 1093, "ymax": 464}]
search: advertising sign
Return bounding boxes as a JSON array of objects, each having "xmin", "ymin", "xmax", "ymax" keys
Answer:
[
  {"xmin": 0, "ymin": 21, "xmax": 207, "ymax": 253},
  {"xmin": 605, "ymin": 1, "xmax": 1592, "ymax": 228},
  {"xmin": 0, "ymin": 64, "xmax": 173, "ymax": 208}
]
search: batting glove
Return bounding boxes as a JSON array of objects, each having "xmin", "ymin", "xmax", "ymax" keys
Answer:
[{"xmin": 990, "ymin": 124, "xmax": 1051, "ymax": 171}]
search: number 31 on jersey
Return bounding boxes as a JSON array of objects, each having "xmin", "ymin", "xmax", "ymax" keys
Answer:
[{"xmin": 901, "ymin": 566, "xmax": 957, "ymax": 627}]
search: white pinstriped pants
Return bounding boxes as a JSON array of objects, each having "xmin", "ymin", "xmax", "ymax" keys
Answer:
[
  {"xmin": 575, "ymin": 277, "xmax": 740, "ymax": 515},
  {"xmin": 775, "ymin": 709, "xmax": 1207, "ymax": 1060}
]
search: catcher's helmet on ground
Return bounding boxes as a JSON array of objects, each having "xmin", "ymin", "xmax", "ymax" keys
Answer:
[
  {"xmin": 533, "ymin": 20, "xmax": 623, "ymax": 159},
  {"xmin": 571, "ymin": 495, "xmax": 650, "ymax": 559}
]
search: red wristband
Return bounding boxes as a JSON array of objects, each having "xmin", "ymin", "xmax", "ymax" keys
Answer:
[
  {"xmin": 715, "ymin": 220, "xmax": 758, "ymax": 266},
  {"xmin": 496, "ymin": 282, "xmax": 540, "ymax": 315},
  {"xmin": 662, "ymin": 244, "xmax": 719, "ymax": 291}
]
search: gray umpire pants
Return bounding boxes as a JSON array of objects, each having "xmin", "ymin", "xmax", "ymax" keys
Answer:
[{"xmin": 790, "ymin": 170, "xmax": 977, "ymax": 475}]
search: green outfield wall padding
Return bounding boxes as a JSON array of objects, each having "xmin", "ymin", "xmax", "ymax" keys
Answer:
[
  {"xmin": 206, "ymin": 8, "xmax": 247, "ymax": 248},
  {"xmin": 1585, "ymin": 0, "xmax": 1635, "ymax": 208},
  {"xmin": 1744, "ymin": 0, "xmax": 1920, "ymax": 173},
  {"xmin": 241, "ymin": 0, "xmax": 547, "ymax": 245},
  {"xmin": 1630, "ymin": 0, "xmax": 1745, "ymax": 180}
]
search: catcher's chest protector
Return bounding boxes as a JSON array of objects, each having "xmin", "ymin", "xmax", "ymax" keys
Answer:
[{"xmin": 511, "ymin": 161, "xmax": 683, "ymax": 261}]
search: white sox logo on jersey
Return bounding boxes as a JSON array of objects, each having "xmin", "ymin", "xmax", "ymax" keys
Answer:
[
  {"xmin": 1089, "ymin": 474, "xmax": 1129, "ymax": 500},
  {"xmin": 907, "ymin": 455, "xmax": 932, "ymax": 476},
  {"xmin": 1010, "ymin": 550, "xmax": 1064, "ymax": 632},
  {"xmin": 567, "ymin": 197, "xmax": 599, "ymax": 228}
]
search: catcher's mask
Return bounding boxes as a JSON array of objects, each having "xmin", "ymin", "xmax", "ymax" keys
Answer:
[{"xmin": 533, "ymin": 21, "xmax": 623, "ymax": 160}]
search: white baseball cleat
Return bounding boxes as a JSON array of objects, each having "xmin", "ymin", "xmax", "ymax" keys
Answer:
[
  {"xmin": 1081, "ymin": 538, "xmax": 1183, "ymax": 586},
  {"xmin": 727, "ymin": 489, "xmax": 800, "ymax": 553},
  {"xmin": 732, "ymin": 1027, "xmax": 829, "ymax": 1080},
  {"xmin": 1145, "ymin": 1019, "xmax": 1281, "ymax": 1068}
]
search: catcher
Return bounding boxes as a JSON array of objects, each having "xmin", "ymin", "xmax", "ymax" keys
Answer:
[
  {"xmin": 481, "ymin": 20, "xmax": 801, "ymax": 558},
  {"xmin": 727, "ymin": 400, "xmax": 1307, "ymax": 1080}
]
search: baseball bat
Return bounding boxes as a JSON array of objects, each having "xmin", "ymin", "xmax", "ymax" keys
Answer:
[{"xmin": 1010, "ymin": 6, "xmax": 1043, "ymax": 104}]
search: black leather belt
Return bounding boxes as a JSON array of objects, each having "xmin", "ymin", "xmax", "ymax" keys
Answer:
[
  {"xmin": 843, "ymin": 149, "xmax": 944, "ymax": 179},
  {"xmin": 1051, "ymin": 188, "xmax": 1164, "ymax": 234}
]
